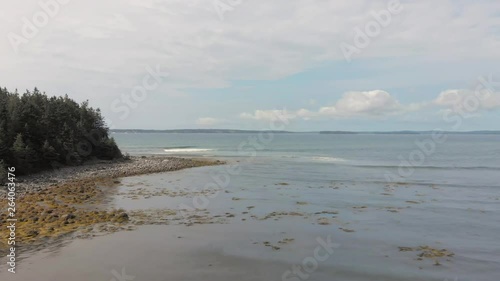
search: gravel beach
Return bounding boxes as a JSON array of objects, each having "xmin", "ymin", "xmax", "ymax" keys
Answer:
[{"xmin": 1, "ymin": 156, "xmax": 223, "ymax": 196}]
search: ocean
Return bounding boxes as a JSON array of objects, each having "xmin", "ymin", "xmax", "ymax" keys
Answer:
[{"xmin": 114, "ymin": 132, "xmax": 500, "ymax": 188}]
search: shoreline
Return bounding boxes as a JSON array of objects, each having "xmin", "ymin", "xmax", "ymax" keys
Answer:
[
  {"xmin": 0, "ymin": 156, "xmax": 224, "ymax": 251},
  {"xmin": 1, "ymin": 156, "xmax": 224, "ymax": 196}
]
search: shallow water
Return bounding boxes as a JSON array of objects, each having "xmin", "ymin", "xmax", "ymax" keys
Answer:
[{"xmin": 2, "ymin": 133, "xmax": 499, "ymax": 280}]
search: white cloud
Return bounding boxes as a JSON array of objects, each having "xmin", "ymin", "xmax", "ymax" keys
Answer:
[
  {"xmin": 240, "ymin": 90, "xmax": 407, "ymax": 122},
  {"xmin": 296, "ymin": 108, "xmax": 314, "ymax": 120},
  {"xmin": 240, "ymin": 109, "xmax": 297, "ymax": 122},
  {"xmin": 1, "ymin": 0, "xmax": 499, "ymax": 92},
  {"xmin": 196, "ymin": 117, "xmax": 221, "ymax": 126},
  {"xmin": 239, "ymin": 89, "xmax": 449, "ymax": 123},
  {"xmin": 434, "ymin": 88, "xmax": 500, "ymax": 113},
  {"xmin": 319, "ymin": 90, "xmax": 402, "ymax": 117},
  {"xmin": 1, "ymin": 1, "xmax": 499, "ymax": 129},
  {"xmin": 240, "ymin": 85, "xmax": 500, "ymax": 125}
]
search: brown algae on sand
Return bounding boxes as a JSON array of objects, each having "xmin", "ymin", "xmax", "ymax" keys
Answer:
[
  {"xmin": 398, "ymin": 246, "xmax": 455, "ymax": 261},
  {"xmin": 317, "ymin": 218, "xmax": 331, "ymax": 225},
  {"xmin": 278, "ymin": 238, "xmax": 295, "ymax": 244},
  {"xmin": 0, "ymin": 178, "xmax": 130, "ymax": 248},
  {"xmin": 0, "ymin": 157, "xmax": 223, "ymax": 250},
  {"xmin": 314, "ymin": 210, "xmax": 339, "ymax": 215}
]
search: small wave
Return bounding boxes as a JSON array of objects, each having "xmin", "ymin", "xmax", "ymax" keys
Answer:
[
  {"xmin": 163, "ymin": 148, "xmax": 214, "ymax": 153},
  {"xmin": 310, "ymin": 156, "xmax": 347, "ymax": 162},
  {"xmin": 304, "ymin": 158, "xmax": 499, "ymax": 170}
]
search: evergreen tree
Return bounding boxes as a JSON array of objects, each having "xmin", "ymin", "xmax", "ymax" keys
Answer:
[
  {"xmin": 41, "ymin": 140, "xmax": 59, "ymax": 165},
  {"xmin": 12, "ymin": 133, "xmax": 29, "ymax": 173},
  {"xmin": 0, "ymin": 87, "xmax": 122, "ymax": 177},
  {"xmin": 0, "ymin": 126, "xmax": 9, "ymax": 161},
  {"xmin": 12, "ymin": 133, "xmax": 26, "ymax": 159},
  {"xmin": 0, "ymin": 160, "xmax": 6, "ymax": 184}
]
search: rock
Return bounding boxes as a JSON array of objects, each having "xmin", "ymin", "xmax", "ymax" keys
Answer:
[
  {"xmin": 27, "ymin": 230, "xmax": 40, "ymax": 237},
  {"xmin": 63, "ymin": 213, "xmax": 76, "ymax": 221},
  {"xmin": 116, "ymin": 212, "xmax": 129, "ymax": 223}
]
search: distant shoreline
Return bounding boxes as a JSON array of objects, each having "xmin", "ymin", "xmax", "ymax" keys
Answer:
[{"xmin": 111, "ymin": 129, "xmax": 500, "ymax": 135}]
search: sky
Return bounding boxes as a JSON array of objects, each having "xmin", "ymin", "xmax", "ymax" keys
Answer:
[{"xmin": 1, "ymin": 0, "xmax": 499, "ymax": 131}]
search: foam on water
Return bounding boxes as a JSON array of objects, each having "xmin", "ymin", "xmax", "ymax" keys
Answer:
[
  {"xmin": 310, "ymin": 156, "xmax": 348, "ymax": 162},
  {"xmin": 163, "ymin": 148, "xmax": 214, "ymax": 153}
]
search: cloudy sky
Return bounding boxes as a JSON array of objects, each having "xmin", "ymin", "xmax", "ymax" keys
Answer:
[{"xmin": 1, "ymin": 0, "xmax": 499, "ymax": 131}]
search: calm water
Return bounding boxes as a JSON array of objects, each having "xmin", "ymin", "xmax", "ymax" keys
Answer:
[{"xmin": 114, "ymin": 132, "xmax": 500, "ymax": 188}]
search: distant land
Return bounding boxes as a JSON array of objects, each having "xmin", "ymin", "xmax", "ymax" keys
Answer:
[
  {"xmin": 111, "ymin": 129, "xmax": 295, "ymax": 134},
  {"xmin": 111, "ymin": 129, "xmax": 500, "ymax": 134},
  {"xmin": 319, "ymin": 130, "xmax": 500, "ymax": 135}
]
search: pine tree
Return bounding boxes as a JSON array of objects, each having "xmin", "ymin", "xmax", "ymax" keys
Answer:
[
  {"xmin": 24, "ymin": 142, "xmax": 38, "ymax": 170},
  {"xmin": 12, "ymin": 133, "xmax": 28, "ymax": 173},
  {"xmin": 0, "ymin": 87, "xmax": 122, "ymax": 175},
  {"xmin": 12, "ymin": 133, "xmax": 25, "ymax": 158},
  {"xmin": 0, "ymin": 126, "xmax": 9, "ymax": 161},
  {"xmin": 41, "ymin": 140, "xmax": 59, "ymax": 164},
  {"xmin": 0, "ymin": 159, "xmax": 7, "ymax": 184}
]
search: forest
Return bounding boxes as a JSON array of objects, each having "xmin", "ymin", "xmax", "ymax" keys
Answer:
[{"xmin": 0, "ymin": 87, "xmax": 122, "ymax": 183}]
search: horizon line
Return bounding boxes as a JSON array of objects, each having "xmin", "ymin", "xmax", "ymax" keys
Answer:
[{"xmin": 110, "ymin": 129, "xmax": 500, "ymax": 134}]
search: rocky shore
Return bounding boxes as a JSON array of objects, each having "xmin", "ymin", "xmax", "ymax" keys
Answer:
[
  {"xmin": 0, "ymin": 156, "xmax": 223, "ymax": 251},
  {"xmin": 1, "ymin": 156, "xmax": 223, "ymax": 196}
]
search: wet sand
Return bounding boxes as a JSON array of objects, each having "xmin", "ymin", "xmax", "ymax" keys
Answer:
[{"xmin": 0, "ymin": 224, "xmax": 452, "ymax": 281}]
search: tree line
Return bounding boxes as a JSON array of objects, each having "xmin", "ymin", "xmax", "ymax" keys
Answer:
[{"xmin": 0, "ymin": 87, "xmax": 122, "ymax": 183}]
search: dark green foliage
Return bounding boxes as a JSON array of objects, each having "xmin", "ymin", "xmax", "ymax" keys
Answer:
[
  {"xmin": 0, "ymin": 160, "xmax": 6, "ymax": 183},
  {"xmin": 0, "ymin": 87, "xmax": 122, "ymax": 179}
]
